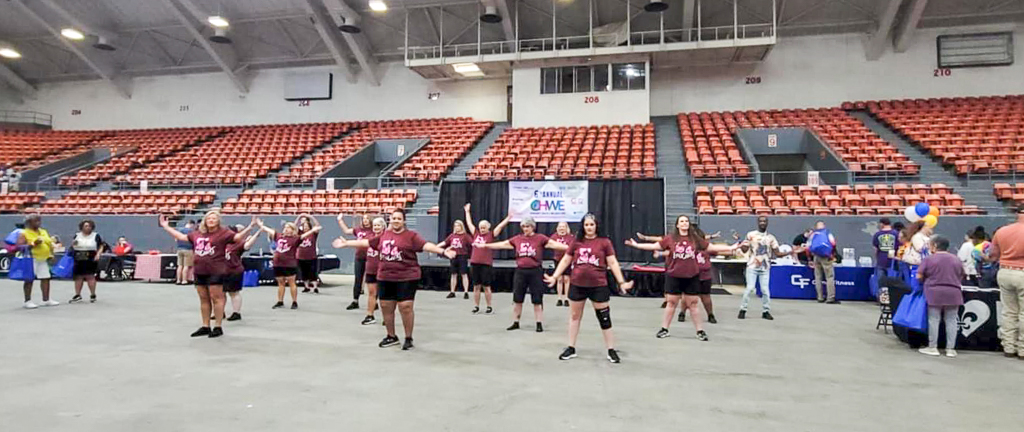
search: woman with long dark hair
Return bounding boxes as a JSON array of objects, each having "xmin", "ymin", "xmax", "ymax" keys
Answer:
[
  {"xmin": 296, "ymin": 215, "xmax": 323, "ymax": 294},
  {"xmin": 338, "ymin": 214, "xmax": 374, "ymax": 311},
  {"xmin": 545, "ymin": 214, "xmax": 634, "ymax": 363},
  {"xmin": 464, "ymin": 204, "xmax": 511, "ymax": 315},
  {"xmin": 69, "ymin": 219, "xmax": 106, "ymax": 304},
  {"xmin": 627, "ymin": 215, "xmax": 741, "ymax": 341}
]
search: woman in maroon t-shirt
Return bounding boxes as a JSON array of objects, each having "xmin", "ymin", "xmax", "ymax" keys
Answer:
[
  {"xmin": 295, "ymin": 215, "xmax": 323, "ymax": 294},
  {"xmin": 482, "ymin": 216, "xmax": 569, "ymax": 333},
  {"xmin": 338, "ymin": 214, "xmax": 374, "ymax": 311},
  {"xmin": 357, "ymin": 217, "xmax": 387, "ymax": 326},
  {"xmin": 159, "ymin": 212, "xmax": 255, "ymax": 339},
  {"xmin": 545, "ymin": 214, "xmax": 634, "ymax": 363},
  {"xmin": 464, "ymin": 203, "xmax": 512, "ymax": 315},
  {"xmin": 644, "ymin": 227, "xmax": 721, "ymax": 324},
  {"xmin": 437, "ymin": 220, "xmax": 473, "ymax": 300},
  {"xmin": 336, "ymin": 209, "xmax": 455, "ymax": 351},
  {"xmin": 627, "ymin": 215, "xmax": 741, "ymax": 341},
  {"xmin": 550, "ymin": 221, "xmax": 575, "ymax": 308},
  {"xmin": 222, "ymin": 224, "xmax": 261, "ymax": 322},
  {"xmin": 258, "ymin": 220, "xmax": 318, "ymax": 310}
]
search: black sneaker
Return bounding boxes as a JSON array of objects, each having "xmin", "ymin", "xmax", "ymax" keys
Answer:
[
  {"xmin": 89, "ymin": 295, "xmax": 96, "ymax": 303},
  {"xmin": 313, "ymin": 288, "xmax": 319, "ymax": 294},
  {"xmin": 402, "ymin": 338, "xmax": 414, "ymax": 351},
  {"xmin": 463, "ymin": 292, "xmax": 469, "ymax": 300},
  {"xmin": 190, "ymin": 327, "xmax": 211, "ymax": 337},
  {"xmin": 361, "ymin": 315, "xmax": 376, "ymax": 325},
  {"xmin": 826, "ymin": 299, "xmax": 842, "ymax": 304},
  {"xmin": 291, "ymin": 302, "xmax": 298, "ymax": 310},
  {"xmin": 446, "ymin": 292, "xmax": 456, "ymax": 299},
  {"xmin": 485, "ymin": 306, "xmax": 493, "ymax": 315},
  {"xmin": 656, "ymin": 328, "xmax": 670, "ymax": 339},
  {"xmin": 378, "ymin": 335, "xmax": 400, "ymax": 348},
  {"xmin": 708, "ymin": 314, "xmax": 718, "ymax": 324},
  {"xmin": 562, "ymin": 301, "xmax": 570, "ymax": 307},
  {"xmin": 346, "ymin": 301, "xmax": 359, "ymax": 310},
  {"xmin": 472, "ymin": 306, "xmax": 480, "ymax": 314},
  {"xmin": 272, "ymin": 302, "xmax": 285, "ymax": 309},
  {"xmin": 607, "ymin": 349, "xmax": 621, "ymax": 364},
  {"xmin": 536, "ymin": 322, "xmax": 544, "ymax": 333},
  {"xmin": 208, "ymin": 327, "xmax": 224, "ymax": 338},
  {"xmin": 69, "ymin": 295, "xmax": 83, "ymax": 304},
  {"xmin": 559, "ymin": 346, "xmax": 577, "ymax": 360},
  {"xmin": 738, "ymin": 310, "xmax": 746, "ymax": 319},
  {"xmin": 660, "ymin": 301, "xmax": 667, "ymax": 308},
  {"xmin": 762, "ymin": 311, "xmax": 774, "ymax": 320},
  {"xmin": 227, "ymin": 312, "xmax": 242, "ymax": 321},
  {"xmin": 507, "ymin": 322, "xmax": 520, "ymax": 331},
  {"xmin": 678, "ymin": 312, "xmax": 685, "ymax": 322},
  {"xmin": 817, "ymin": 298, "xmax": 826, "ymax": 303},
  {"xmin": 696, "ymin": 330, "xmax": 709, "ymax": 341},
  {"xmin": 302, "ymin": 288, "xmax": 311, "ymax": 293},
  {"xmin": 556, "ymin": 299, "xmax": 564, "ymax": 307}
]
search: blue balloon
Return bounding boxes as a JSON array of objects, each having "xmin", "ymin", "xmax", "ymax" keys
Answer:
[{"xmin": 914, "ymin": 202, "xmax": 930, "ymax": 218}]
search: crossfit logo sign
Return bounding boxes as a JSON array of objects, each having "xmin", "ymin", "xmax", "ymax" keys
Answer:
[{"xmin": 791, "ymin": 274, "xmax": 811, "ymax": 290}]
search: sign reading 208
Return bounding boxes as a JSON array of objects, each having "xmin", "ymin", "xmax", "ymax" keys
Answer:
[{"xmin": 584, "ymin": 96, "xmax": 600, "ymax": 104}]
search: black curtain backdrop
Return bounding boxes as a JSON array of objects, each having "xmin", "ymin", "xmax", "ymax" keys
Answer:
[{"xmin": 439, "ymin": 180, "xmax": 664, "ymax": 263}]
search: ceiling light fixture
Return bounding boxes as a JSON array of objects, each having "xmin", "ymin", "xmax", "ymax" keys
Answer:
[
  {"xmin": 453, "ymin": 63, "xmax": 484, "ymax": 77},
  {"xmin": 368, "ymin": 1, "xmax": 387, "ymax": 12},
  {"xmin": 209, "ymin": 28, "xmax": 232, "ymax": 44},
  {"xmin": 61, "ymin": 28, "xmax": 85, "ymax": 40},
  {"xmin": 207, "ymin": 15, "xmax": 230, "ymax": 28},
  {"xmin": 480, "ymin": 6, "xmax": 501, "ymax": 24},
  {"xmin": 93, "ymin": 35, "xmax": 116, "ymax": 51},
  {"xmin": 644, "ymin": 0, "xmax": 669, "ymax": 13},
  {"xmin": 339, "ymin": 15, "xmax": 361, "ymax": 34},
  {"xmin": 0, "ymin": 48, "xmax": 21, "ymax": 59}
]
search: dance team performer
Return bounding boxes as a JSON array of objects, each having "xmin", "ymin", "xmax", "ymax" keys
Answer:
[
  {"xmin": 337, "ymin": 214, "xmax": 374, "ymax": 311},
  {"xmin": 463, "ymin": 204, "xmax": 511, "ymax": 315},
  {"xmin": 437, "ymin": 220, "xmax": 472, "ymax": 300},
  {"xmin": 549, "ymin": 221, "xmax": 574, "ymax": 307},
  {"xmin": 296, "ymin": 215, "xmax": 323, "ymax": 294}
]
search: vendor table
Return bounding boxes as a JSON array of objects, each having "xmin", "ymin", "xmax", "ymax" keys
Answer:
[
  {"xmin": 758, "ymin": 265, "xmax": 874, "ymax": 301},
  {"xmin": 889, "ymin": 284, "xmax": 1001, "ymax": 351}
]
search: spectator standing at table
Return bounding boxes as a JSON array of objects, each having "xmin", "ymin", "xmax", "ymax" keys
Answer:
[
  {"xmin": 970, "ymin": 227, "xmax": 998, "ymax": 288},
  {"xmin": 984, "ymin": 204, "xmax": 1024, "ymax": 359},
  {"xmin": 958, "ymin": 230, "xmax": 979, "ymax": 286},
  {"xmin": 808, "ymin": 221, "xmax": 839, "ymax": 304},
  {"xmin": 17, "ymin": 215, "xmax": 58, "ymax": 309},
  {"xmin": 792, "ymin": 228, "xmax": 813, "ymax": 265},
  {"xmin": 900, "ymin": 221, "xmax": 933, "ymax": 287},
  {"xmin": 176, "ymin": 220, "xmax": 195, "ymax": 285},
  {"xmin": 738, "ymin": 216, "xmax": 794, "ymax": 320},
  {"xmin": 916, "ymin": 235, "xmax": 964, "ymax": 358},
  {"xmin": 872, "ymin": 218, "xmax": 899, "ymax": 277},
  {"xmin": 69, "ymin": 220, "xmax": 106, "ymax": 304}
]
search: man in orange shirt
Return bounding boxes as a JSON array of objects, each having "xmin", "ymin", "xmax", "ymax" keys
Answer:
[{"xmin": 988, "ymin": 204, "xmax": 1024, "ymax": 359}]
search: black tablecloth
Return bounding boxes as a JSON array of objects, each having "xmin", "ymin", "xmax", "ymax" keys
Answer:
[
  {"xmin": 242, "ymin": 255, "xmax": 341, "ymax": 283},
  {"xmin": 889, "ymin": 284, "xmax": 1001, "ymax": 351}
]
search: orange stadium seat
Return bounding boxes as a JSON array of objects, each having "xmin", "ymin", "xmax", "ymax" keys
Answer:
[
  {"xmin": 29, "ymin": 191, "xmax": 215, "ymax": 215},
  {"xmin": 223, "ymin": 189, "xmax": 418, "ymax": 215},
  {"xmin": 697, "ymin": 183, "xmax": 981, "ymax": 216}
]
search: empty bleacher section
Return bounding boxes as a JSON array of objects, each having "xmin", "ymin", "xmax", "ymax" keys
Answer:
[
  {"xmin": 679, "ymin": 109, "xmax": 919, "ymax": 178},
  {"xmin": 0, "ymin": 192, "xmax": 45, "ymax": 213},
  {"xmin": 31, "ymin": 191, "xmax": 215, "ymax": 215},
  {"xmin": 995, "ymin": 183, "xmax": 1024, "ymax": 206},
  {"xmin": 222, "ymin": 189, "xmax": 417, "ymax": 214},
  {"xmin": 859, "ymin": 96, "xmax": 1024, "ymax": 175},
  {"xmin": 1, "ymin": 130, "xmax": 105, "ymax": 170},
  {"xmin": 466, "ymin": 124, "xmax": 656, "ymax": 180},
  {"xmin": 696, "ymin": 183, "xmax": 983, "ymax": 216},
  {"xmin": 114, "ymin": 123, "xmax": 349, "ymax": 186},
  {"xmin": 59, "ymin": 128, "xmax": 226, "ymax": 187}
]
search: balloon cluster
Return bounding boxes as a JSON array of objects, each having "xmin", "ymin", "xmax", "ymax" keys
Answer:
[{"xmin": 904, "ymin": 202, "xmax": 939, "ymax": 227}]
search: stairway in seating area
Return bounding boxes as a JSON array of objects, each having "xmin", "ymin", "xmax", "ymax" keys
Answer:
[
  {"xmin": 652, "ymin": 116, "xmax": 694, "ymax": 227},
  {"xmin": 446, "ymin": 122, "xmax": 509, "ymax": 180},
  {"xmin": 849, "ymin": 110, "xmax": 1005, "ymax": 213}
]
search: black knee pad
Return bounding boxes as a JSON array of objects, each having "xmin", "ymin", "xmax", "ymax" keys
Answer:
[{"xmin": 595, "ymin": 307, "xmax": 612, "ymax": 330}]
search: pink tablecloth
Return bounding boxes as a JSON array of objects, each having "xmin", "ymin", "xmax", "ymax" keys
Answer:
[{"xmin": 134, "ymin": 254, "xmax": 167, "ymax": 281}]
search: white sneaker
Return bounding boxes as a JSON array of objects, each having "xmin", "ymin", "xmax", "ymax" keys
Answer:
[
  {"xmin": 23, "ymin": 301, "xmax": 39, "ymax": 309},
  {"xmin": 41, "ymin": 300, "xmax": 60, "ymax": 307},
  {"xmin": 945, "ymin": 349, "xmax": 958, "ymax": 358},
  {"xmin": 918, "ymin": 347, "xmax": 940, "ymax": 356}
]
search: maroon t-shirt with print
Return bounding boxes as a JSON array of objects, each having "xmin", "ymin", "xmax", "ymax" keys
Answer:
[
  {"xmin": 510, "ymin": 234, "xmax": 550, "ymax": 269},
  {"xmin": 273, "ymin": 233, "xmax": 300, "ymax": 268},
  {"xmin": 470, "ymin": 231, "xmax": 495, "ymax": 265},
  {"xmin": 353, "ymin": 227, "xmax": 373, "ymax": 260},
  {"xmin": 188, "ymin": 228, "xmax": 236, "ymax": 276},
  {"xmin": 368, "ymin": 229, "xmax": 428, "ymax": 282},
  {"xmin": 445, "ymin": 233, "xmax": 473, "ymax": 256},
  {"xmin": 296, "ymin": 231, "xmax": 318, "ymax": 260},
  {"xmin": 550, "ymin": 233, "xmax": 574, "ymax": 262},
  {"xmin": 698, "ymin": 250, "xmax": 713, "ymax": 281},
  {"xmin": 659, "ymin": 236, "xmax": 703, "ymax": 279},
  {"xmin": 567, "ymin": 237, "xmax": 616, "ymax": 287},
  {"xmin": 226, "ymin": 242, "xmax": 247, "ymax": 275},
  {"xmin": 365, "ymin": 233, "xmax": 381, "ymax": 275}
]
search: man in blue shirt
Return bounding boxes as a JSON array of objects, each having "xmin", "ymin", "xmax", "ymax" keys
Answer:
[
  {"xmin": 176, "ymin": 220, "xmax": 195, "ymax": 285},
  {"xmin": 872, "ymin": 218, "xmax": 899, "ymax": 278}
]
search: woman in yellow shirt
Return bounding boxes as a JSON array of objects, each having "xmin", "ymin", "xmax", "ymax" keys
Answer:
[{"xmin": 17, "ymin": 215, "xmax": 58, "ymax": 309}]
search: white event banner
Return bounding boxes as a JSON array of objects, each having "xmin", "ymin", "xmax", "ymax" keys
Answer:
[{"xmin": 508, "ymin": 181, "xmax": 589, "ymax": 222}]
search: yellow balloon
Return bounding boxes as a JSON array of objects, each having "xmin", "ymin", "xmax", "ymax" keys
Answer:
[
  {"xmin": 923, "ymin": 214, "xmax": 938, "ymax": 228},
  {"xmin": 928, "ymin": 206, "xmax": 940, "ymax": 217}
]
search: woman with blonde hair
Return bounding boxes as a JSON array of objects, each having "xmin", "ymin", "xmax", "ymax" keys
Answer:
[
  {"xmin": 437, "ymin": 220, "xmax": 472, "ymax": 299},
  {"xmin": 464, "ymin": 204, "xmax": 512, "ymax": 315},
  {"xmin": 549, "ymin": 221, "xmax": 575, "ymax": 307},
  {"xmin": 295, "ymin": 214, "xmax": 323, "ymax": 294},
  {"xmin": 159, "ymin": 211, "xmax": 255, "ymax": 338},
  {"xmin": 258, "ymin": 220, "xmax": 318, "ymax": 310},
  {"xmin": 359, "ymin": 217, "xmax": 387, "ymax": 325}
]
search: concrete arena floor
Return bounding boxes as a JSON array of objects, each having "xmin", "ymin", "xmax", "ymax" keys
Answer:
[{"xmin": 2, "ymin": 276, "xmax": 1022, "ymax": 432}]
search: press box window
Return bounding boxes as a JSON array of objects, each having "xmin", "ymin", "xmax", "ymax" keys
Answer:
[{"xmin": 612, "ymin": 63, "xmax": 646, "ymax": 91}]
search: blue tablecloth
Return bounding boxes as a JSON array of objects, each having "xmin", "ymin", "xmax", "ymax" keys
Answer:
[{"xmin": 756, "ymin": 265, "xmax": 874, "ymax": 301}]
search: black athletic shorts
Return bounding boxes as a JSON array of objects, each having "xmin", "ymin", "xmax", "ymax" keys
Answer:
[
  {"xmin": 569, "ymin": 285, "xmax": 611, "ymax": 303},
  {"xmin": 365, "ymin": 272, "xmax": 378, "ymax": 284},
  {"xmin": 223, "ymin": 272, "xmax": 243, "ymax": 292},
  {"xmin": 378, "ymin": 280, "xmax": 417, "ymax": 302},
  {"xmin": 470, "ymin": 263, "xmax": 493, "ymax": 286},
  {"xmin": 195, "ymin": 273, "xmax": 227, "ymax": 286},
  {"xmin": 513, "ymin": 267, "xmax": 545, "ymax": 305},
  {"xmin": 274, "ymin": 266, "xmax": 298, "ymax": 278},
  {"xmin": 698, "ymin": 278, "xmax": 712, "ymax": 295},
  {"xmin": 665, "ymin": 275, "xmax": 701, "ymax": 296},
  {"xmin": 298, "ymin": 259, "xmax": 319, "ymax": 282},
  {"xmin": 450, "ymin": 255, "xmax": 469, "ymax": 275}
]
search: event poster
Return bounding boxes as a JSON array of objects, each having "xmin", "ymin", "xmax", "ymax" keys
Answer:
[{"xmin": 508, "ymin": 181, "xmax": 588, "ymax": 222}]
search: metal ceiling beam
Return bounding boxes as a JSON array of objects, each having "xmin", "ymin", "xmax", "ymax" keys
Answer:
[
  {"xmin": 162, "ymin": 0, "xmax": 249, "ymax": 94},
  {"xmin": 424, "ymin": 9, "xmax": 442, "ymax": 44},
  {"xmin": 682, "ymin": 0, "xmax": 696, "ymax": 31},
  {"xmin": 321, "ymin": 0, "xmax": 380, "ymax": 86},
  {"xmin": 296, "ymin": 0, "xmax": 357, "ymax": 84},
  {"xmin": 864, "ymin": 0, "xmax": 903, "ymax": 60},
  {"xmin": 893, "ymin": 0, "xmax": 928, "ymax": 53},
  {"xmin": 11, "ymin": 0, "xmax": 131, "ymax": 99},
  {"xmin": 482, "ymin": 0, "xmax": 516, "ymax": 41},
  {"xmin": 0, "ymin": 63, "xmax": 37, "ymax": 98}
]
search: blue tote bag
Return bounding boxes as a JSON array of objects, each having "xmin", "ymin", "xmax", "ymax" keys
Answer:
[
  {"xmin": 242, "ymin": 269, "xmax": 260, "ymax": 287},
  {"xmin": 8, "ymin": 255, "xmax": 35, "ymax": 281},
  {"xmin": 52, "ymin": 252, "xmax": 75, "ymax": 279},
  {"xmin": 892, "ymin": 290, "xmax": 928, "ymax": 333}
]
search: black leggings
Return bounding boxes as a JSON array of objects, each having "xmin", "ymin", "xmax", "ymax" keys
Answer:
[{"xmin": 353, "ymin": 257, "xmax": 367, "ymax": 301}]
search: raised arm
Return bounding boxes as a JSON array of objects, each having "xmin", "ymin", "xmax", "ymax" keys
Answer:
[
  {"xmin": 545, "ymin": 239, "xmax": 570, "ymax": 251},
  {"xmin": 233, "ymin": 217, "xmax": 257, "ymax": 243},
  {"xmin": 336, "ymin": 214, "xmax": 355, "ymax": 235},
  {"xmin": 625, "ymin": 238, "xmax": 664, "ymax": 252},
  {"xmin": 492, "ymin": 213, "xmax": 512, "ymax": 237},
  {"xmin": 158, "ymin": 215, "xmax": 190, "ymax": 242},
  {"xmin": 606, "ymin": 255, "xmax": 634, "ymax": 293},
  {"xmin": 300, "ymin": 225, "xmax": 323, "ymax": 239},
  {"xmin": 243, "ymin": 233, "xmax": 261, "ymax": 250},
  {"xmin": 256, "ymin": 218, "xmax": 276, "ymax": 237},
  {"xmin": 463, "ymin": 204, "xmax": 477, "ymax": 235},
  {"xmin": 482, "ymin": 240, "xmax": 514, "ymax": 250}
]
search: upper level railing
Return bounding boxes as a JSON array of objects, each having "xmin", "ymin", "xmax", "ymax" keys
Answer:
[{"xmin": 0, "ymin": 110, "xmax": 52, "ymax": 127}]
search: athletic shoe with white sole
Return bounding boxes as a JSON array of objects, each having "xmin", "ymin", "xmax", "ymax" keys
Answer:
[
  {"xmin": 41, "ymin": 300, "xmax": 59, "ymax": 307},
  {"xmin": 23, "ymin": 301, "xmax": 38, "ymax": 309},
  {"xmin": 918, "ymin": 347, "xmax": 940, "ymax": 356},
  {"xmin": 361, "ymin": 315, "xmax": 376, "ymax": 325},
  {"xmin": 696, "ymin": 330, "xmax": 709, "ymax": 341},
  {"xmin": 945, "ymin": 349, "xmax": 958, "ymax": 358},
  {"xmin": 559, "ymin": 346, "xmax": 577, "ymax": 360},
  {"xmin": 607, "ymin": 349, "xmax": 621, "ymax": 364},
  {"xmin": 656, "ymin": 328, "xmax": 670, "ymax": 338},
  {"xmin": 378, "ymin": 335, "xmax": 400, "ymax": 348},
  {"xmin": 401, "ymin": 338, "xmax": 414, "ymax": 351}
]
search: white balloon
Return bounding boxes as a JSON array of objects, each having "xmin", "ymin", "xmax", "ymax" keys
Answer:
[
  {"xmin": 778, "ymin": 244, "xmax": 793, "ymax": 254},
  {"xmin": 904, "ymin": 205, "xmax": 921, "ymax": 222}
]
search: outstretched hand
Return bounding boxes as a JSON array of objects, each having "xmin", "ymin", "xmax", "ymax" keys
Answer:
[
  {"xmin": 624, "ymin": 238, "xmax": 638, "ymax": 247},
  {"xmin": 158, "ymin": 214, "xmax": 169, "ymax": 227},
  {"xmin": 332, "ymin": 238, "xmax": 346, "ymax": 248}
]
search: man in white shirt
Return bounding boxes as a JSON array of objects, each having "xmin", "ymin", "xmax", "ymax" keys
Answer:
[{"xmin": 739, "ymin": 216, "xmax": 793, "ymax": 320}]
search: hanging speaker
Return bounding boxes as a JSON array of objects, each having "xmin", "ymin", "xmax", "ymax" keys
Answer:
[
  {"xmin": 644, "ymin": 0, "xmax": 669, "ymax": 13},
  {"xmin": 480, "ymin": 6, "xmax": 502, "ymax": 24},
  {"xmin": 339, "ymin": 15, "xmax": 361, "ymax": 34},
  {"xmin": 92, "ymin": 35, "xmax": 116, "ymax": 51},
  {"xmin": 209, "ymin": 27, "xmax": 232, "ymax": 44}
]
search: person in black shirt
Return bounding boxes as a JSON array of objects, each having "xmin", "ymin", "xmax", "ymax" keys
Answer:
[{"xmin": 792, "ymin": 228, "xmax": 812, "ymax": 264}]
